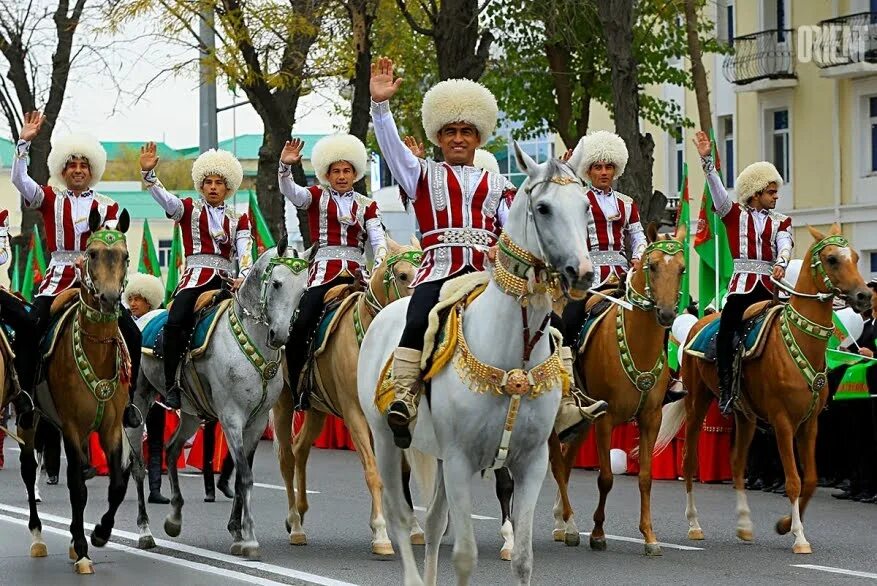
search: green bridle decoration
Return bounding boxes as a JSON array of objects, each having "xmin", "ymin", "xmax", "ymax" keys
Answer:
[
  {"xmin": 249, "ymin": 255, "xmax": 309, "ymax": 326},
  {"xmin": 809, "ymin": 234, "xmax": 850, "ymax": 295},
  {"xmin": 81, "ymin": 229, "xmax": 129, "ymax": 299},
  {"xmin": 625, "ymin": 239, "xmax": 686, "ymax": 310},
  {"xmin": 354, "ymin": 250, "xmax": 423, "ymax": 346},
  {"xmin": 86, "ymin": 229, "xmax": 127, "ymax": 248}
]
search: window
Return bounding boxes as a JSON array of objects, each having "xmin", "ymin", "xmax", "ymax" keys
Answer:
[
  {"xmin": 870, "ymin": 251, "xmax": 877, "ymax": 273},
  {"xmin": 727, "ymin": 3, "xmax": 735, "ymax": 45},
  {"xmin": 719, "ymin": 115, "xmax": 735, "ymax": 188},
  {"xmin": 770, "ymin": 109, "xmax": 790, "ymax": 182},
  {"xmin": 762, "ymin": 0, "xmax": 788, "ymax": 40},
  {"xmin": 157, "ymin": 239, "xmax": 173, "ymax": 267},
  {"xmin": 870, "ymin": 97, "xmax": 877, "ymax": 173},
  {"xmin": 776, "ymin": 0, "xmax": 786, "ymax": 41},
  {"xmin": 674, "ymin": 126, "xmax": 685, "ymax": 193},
  {"xmin": 503, "ymin": 131, "xmax": 554, "ymax": 187},
  {"xmin": 718, "ymin": 0, "xmax": 735, "ymax": 44}
]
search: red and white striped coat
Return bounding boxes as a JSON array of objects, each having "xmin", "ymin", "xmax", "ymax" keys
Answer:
[
  {"xmin": 585, "ymin": 188, "xmax": 647, "ymax": 288},
  {"xmin": 11, "ymin": 142, "xmax": 120, "ymax": 296}
]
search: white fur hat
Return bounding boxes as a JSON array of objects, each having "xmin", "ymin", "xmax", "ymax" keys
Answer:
[
  {"xmin": 576, "ymin": 130, "xmax": 629, "ymax": 179},
  {"xmin": 310, "ymin": 134, "xmax": 368, "ymax": 185},
  {"xmin": 473, "ymin": 149, "xmax": 500, "ymax": 174},
  {"xmin": 47, "ymin": 133, "xmax": 107, "ymax": 188},
  {"xmin": 421, "ymin": 79, "xmax": 498, "ymax": 147},
  {"xmin": 124, "ymin": 273, "xmax": 164, "ymax": 311},
  {"xmin": 735, "ymin": 161, "xmax": 783, "ymax": 204},
  {"xmin": 191, "ymin": 149, "xmax": 243, "ymax": 198}
]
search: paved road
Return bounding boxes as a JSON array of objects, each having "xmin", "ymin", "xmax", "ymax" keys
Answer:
[{"xmin": 1, "ymin": 440, "xmax": 876, "ymax": 584}]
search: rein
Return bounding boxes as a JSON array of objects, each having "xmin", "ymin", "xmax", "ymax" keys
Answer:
[
  {"xmin": 771, "ymin": 235, "xmax": 851, "ymax": 302},
  {"xmin": 354, "ymin": 250, "xmax": 423, "ymax": 346}
]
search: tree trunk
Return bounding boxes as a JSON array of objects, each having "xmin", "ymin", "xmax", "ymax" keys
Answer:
[
  {"xmin": 347, "ymin": 0, "xmax": 376, "ymax": 194},
  {"xmin": 545, "ymin": 41, "xmax": 593, "ymax": 149},
  {"xmin": 684, "ymin": 0, "xmax": 712, "ymax": 134},
  {"xmin": 595, "ymin": 0, "xmax": 664, "ymax": 225}
]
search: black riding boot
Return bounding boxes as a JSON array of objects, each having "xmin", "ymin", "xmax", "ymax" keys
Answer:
[
  {"xmin": 717, "ymin": 351, "xmax": 734, "ymax": 414},
  {"xmin": 285, "ymin": 339, "xmax": 311, "ymax": 411},
  {"xmin": 147, "ymin": 448, "xmax": 170, "ymax": 504},
  {"xmin": 162, "ymin": 324, "xmax": 186, "ymax": 409}
]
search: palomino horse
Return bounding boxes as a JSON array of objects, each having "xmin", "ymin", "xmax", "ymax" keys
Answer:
[
  {"xmin": 358, "ymin": 144, "xmax": 594, "ymax": 586},
  {"xmin": 548, "ymin": 226, "xmax": 687, "ymax": 555},
  {"xmin": 653, "ymin": 224, "xmax": 871, "ymax": 554},
  {"xmin": 21, "ymin": 209, "xmax": 134, "ymax": 574},
  {"xmin": 128, "ymin": 240, "xmax": 307, "ymax": 558},
  {"xmin": 272, "ymin": 237, "xmax": 424, "ymax": 555}
]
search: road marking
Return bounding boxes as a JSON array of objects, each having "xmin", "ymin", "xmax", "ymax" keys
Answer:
[
  {"xmin": 579, "ymin": 532, "xmax": 703, "ymax": 551},
  {"xmin": 0, "ymin": 514, "xmax": 291, "ymax": 586},
  {"xmin": 0, "ymin": 503, "xmax": 359, "ymax": 586},
  {"xmin": 793, "ymin": 564, "xmax": 877, "ymax": 580},
  {"xmin": 412, "ymin": 505, "xmax": 496, "ymax": 521}
]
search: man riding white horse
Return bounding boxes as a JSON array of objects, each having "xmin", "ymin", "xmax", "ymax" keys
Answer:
[
  {"xmin": 370, "ymin": 57, "xmax": 606, "ymax": 449},
  {"xmin": 139, "ymin": 142, "xmax": 253, "ymax": 409},
  {"xmin": 11, "ymin": 111, "xmax": 142, "ymax": 428},
  {"xmin": 278, "ymin": 133, "xmax": 387, "ymax": 411},
  {"xmin": 693, "ymin": 130, "xmax": 793, "ymax": 413}
]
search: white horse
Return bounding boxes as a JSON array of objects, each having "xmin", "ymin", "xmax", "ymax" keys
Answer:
[
  {"xmin": 358, "ymin": 143, "xmax": 594, "ymax": 586},
  {"xmin": 127, "ymin": 240, "xmax": 307, "ymax": 558}
]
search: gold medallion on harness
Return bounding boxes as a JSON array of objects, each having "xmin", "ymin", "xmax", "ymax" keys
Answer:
[
  {"xmin": 94, "ymin": 379, "xmax": 116, "ymax": 402},
  {"xmin": 635, "ymin": 372, "xmax": 657, "ymax": 392},
  {"xmin": 505, "ymin": 369, "xmax": 531, "ymax": 396},
  {"xmin": 811, "ymin": 372, "xmax": 827, "ymax": 393},
  {"xmin": 263, "ymin": 361, "xmax": 280, "ymax": 382}
]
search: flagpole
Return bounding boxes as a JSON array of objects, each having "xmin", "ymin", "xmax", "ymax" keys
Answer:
[{"xmin": 709, "ymin": 130, "xmax": 722, "ymax": 311}]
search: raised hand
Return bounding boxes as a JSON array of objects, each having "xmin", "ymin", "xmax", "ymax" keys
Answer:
[
  {"xmin": 20, "ymin": 111, "xmax": 46, "ymax": 142},
  {"xmin": 140, "ymin": 142, "xmax": 160, "ymax": 171},
  {"xmin": 560, "ymin": 148, "xmax": 573, "ymax": 162},
  {"xmin": 370, "ymin": 57, "xmax": 403, "ymax": 102},
  {"xmin": 281, "ymin": 138, "xmax": 304, "ymax": 165},
  {"xmin": 403, "ymin": 136, "xmax": 425, "ymax": 158},
  {"xmin": 693, "ymin": 130, "xmax": 712, "ymax": 158}
]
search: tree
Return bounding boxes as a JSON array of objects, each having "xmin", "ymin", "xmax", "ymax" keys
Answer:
[
  {"xmin": 102, "ymin": 145, "xmax": 194, "ymax": 189},
  {"xmin": 684, "ymin": 0, "xmax": 712, "ymax": 134}
]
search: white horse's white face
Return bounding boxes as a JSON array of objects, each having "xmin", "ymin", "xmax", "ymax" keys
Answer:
[
  {"xmin": 506, "ymin": 143, "xmax": 595, "ymax": 298},
  {"xmin": 246, "ymin": 245, "xmax": 308, "ymax": 349}
]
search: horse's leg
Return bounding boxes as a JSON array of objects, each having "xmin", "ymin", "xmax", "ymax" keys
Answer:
[
  {"xmin": 554, "ymin": 429, "xmax": 585, "ymax": 546},
  {"xmin": 271, "ymin": 390, "xmax": 301, "ymax": 543},
  {"xmin": 290, "ymin": 408, "xmax": 326, "ymax": 546},
  {"xmin": 63, "ymin": 433, "xmax": 93, "ymax": 574},
  {"xmin": 495, "ymin": 467, "xmax": 515, "ymax": 560},
  {"xmin": 17, "ymin": 426, "xmax": 45, "ymax": 558},
  {"xmin": 423, "ymin": 460, "xmax": 448, "ymax": 586},
  {"xmin": 683, "ymin": 372, "xmax": 712, "ymax": 540},
  {"xmin": 228, "ymin": 416, "xmax": 265, "ymax": 560},
  {"xmin": 163, "ymin": 412, "xmax": 201, "ymax": 538},
  {"xmin": 342, "ymin": 403, "xmax": 394, "ymax": 556},
  {"xmin": 589, "ymin": 417, "xmax": 613, "ymax": 551},
  {"xmin": 774, "ymin": 415, "xmax": 815, "ymax": 554},
  {"xmin": 129, "ymin": 390, "xmax": 154, "ymax": 548},
  {"xmin": 508, "ymin": 445, "xmax": 550, "ymax": 586},
  {"xmin": 401, "ymin": 455, "xmax": 425, "ymax": 545},
  {"xmin": 91, "ymin": 429, "xmax": 131, "ymax": 548},
  {"xmin": 443, "ymin": 454, "xmax": 478, "ymax": 586},
  {"xmin": 732, "ymin": 413, "xmax": 757, "ymax": 542},
  {"xmin": 636, "ymin": 406, "xmax": 662, "ymax": 556}
]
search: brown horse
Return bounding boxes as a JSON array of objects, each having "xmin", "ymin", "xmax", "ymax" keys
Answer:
[
  {"xmin": 548, "ymin": 224, "xmax": 686, "ymax": 556},
  {"xmin": 20, "ymin": 208, "xmax": 133, "ymax": 574},
  {"xmin": 654, "ymin": 224, "xmax": 871, "ymax": 554},
  {"xmin": 272, "ymin": 237, "xmax": 423, "ymax": 555}
]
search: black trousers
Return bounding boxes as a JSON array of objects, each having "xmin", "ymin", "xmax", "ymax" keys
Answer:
[
  {"xmin": 717, "ymin": 284, "xmax": 773, "ymax": 373},
  {"xmin": 0, "ymin": 289, "xmax": 39, "ymax": 392},
  {"xmin": 146, "ymin": 403, "xmax": 166, "ymax": 493},
  {"xmin": 167, "ymin": 276, "xmax": 225, "ymax": 331},
  {"xmin": 398, "ymin": 269, "xmax": 474, "ymax": 351},
  {"xmin": 560, "ymin": 299, "xmax": 587, "ymax": 347},
  {"xmin": 34, "ymin": 423, "xmax": 61, "ymax": 477}
]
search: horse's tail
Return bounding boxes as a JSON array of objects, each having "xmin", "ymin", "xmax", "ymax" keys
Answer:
[
  {"xmin": 405, "ymin": 447, "xmax": 436, "ymax": 507},
  {"xmin": 651, "ymin": 400, "xmax": 687, "ymax": 456}
]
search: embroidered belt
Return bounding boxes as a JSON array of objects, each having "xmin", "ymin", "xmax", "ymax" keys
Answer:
[
  {"xmin": 50, "ymin": 251, "xmax": 83, "ymax": 265},
  {"xmin": 590, "ymin": 251, "xmax": 628, "ymax": 267},
  {"xmin": 733, "ymin": 259, "xmax": 773, "ymax": 275},
  {"xmin": 421, "ymin": 228, "xmax": 497, "ymax": 253},
  {"xmin": 187, "ymin": 254, "xmax": 233, "ymax": 272},
  {"xmin": 314, "ymin": 246, "xmax": 365, "ymax": 265}
]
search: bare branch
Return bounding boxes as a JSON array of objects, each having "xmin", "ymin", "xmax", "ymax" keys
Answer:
[{"xmin": 395, "ymin": 0, "xmax": 433, "ymax": 36}]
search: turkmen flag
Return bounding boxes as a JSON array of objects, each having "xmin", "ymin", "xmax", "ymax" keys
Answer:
[
  {"xmin": 249, "ymin": 190, "xmax": 275, "ymax": 259},
  {"xmin": 164, "ymin": 224, "xmax": 184, "ymax": 304},
  {"xmin": 10, "ymin": 243, "xmax": 21, "ymax": 293},
  {"xmin": 138, "ymin": 219, "xmax": 162, "ymax": 279}
]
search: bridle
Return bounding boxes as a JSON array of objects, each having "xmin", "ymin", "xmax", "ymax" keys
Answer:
[
  {"xmin": 363, "ymin": 250, "xmax": 424, "ymax": 315},
  {"xmin": 80, "ymin": 229, "xmax": 129, "ymax": 309},
  {"xmin": 625, "ymin": 239, "xmax": 686, "ymax": 312},
  {"xmin": 771, "ymin": 235, "xmax": 851, "ymax": 302},
  {"xmin": 236, "ymin": 254, "xmax": 309, "ymax": 332}
]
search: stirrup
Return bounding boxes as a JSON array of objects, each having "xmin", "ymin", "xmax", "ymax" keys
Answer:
[
  {"xmin": 164, "ymin": 384, "xmax": 183, "ymax": 409},
  {"xmin": 571, "ymin": 387, "xmax": 608, "ymax": 421},
  {"xmin": 387, "ymin": 397, "xmax": 417, "ymax": 449},
  {"xmin": 123, "ymin": 403, "xmax": 143, "ymax": 429},
  {"xmin": 12, "ymin": 390, "xmax": 34, "ymax": 415}
]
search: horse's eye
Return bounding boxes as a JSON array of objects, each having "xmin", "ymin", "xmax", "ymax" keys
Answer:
[
  {"xmin": 272, "ymin": 280, "xmax": 281, "ymax": 289},
  {"xmin": 679, "ymin": 267, "xmax": 686, "ymax": 275},
  {"xmin": 827, "ymin": 255, "xmax": 838, "ymax": 266},
  {"xmin": 89, "ymin": 251, "xmax": 97, "ymax": 260},
  {"xmin": 536, "ymin": 203, "xmax": 551, "ymax": 216},
  {"xmin": 649, "ymin": 262, "xmax": 658, "ymax": 272},
  {"xmin": 398, "ymin": 273, "xmax": 409, "ymax": 282}
]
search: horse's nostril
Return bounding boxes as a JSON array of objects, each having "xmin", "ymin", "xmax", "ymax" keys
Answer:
[
  {"xmin": 583, "ymin": 271, "xmax": 594, "ymax": 284},
  {"xmin": 564, "ymin": 266, "xmax": 578, "ymax": 279}
]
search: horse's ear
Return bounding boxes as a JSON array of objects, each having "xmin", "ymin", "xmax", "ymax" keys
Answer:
[
  {"xmin": 409, "ymin": 235, "xmax": 420, "ymax": 249},
  {"xmin": 292, "ymin": 248, "xmax": 299, "ymax": 258},
  {"xmin": 513, "ymin": 141, "xmax": 537, "ymax": 175},
  {"xmin": 674, "ymin": 222, "xmax": 688, "ymax": 243},
  {"xmin": 386, "ymin": 236, "xmax": 400, "ymax": 252},
  {"xmin": 808, "ymin": 225, "xmax": 826, "ymax": 241},
  {"xmin": 276, "ymin": 235, "xmax": 288, "ymax": 257},
  {"xmin": 117, "ymin": 209, "xmax": 130, "ymax": 234},
  {"xmin": 646, "ymin": 222, "xmax": 659, "ymax": 243},
  {"xmin": 88, "ymin": 208, "xmax": 102, "ymax": 233},
  {"xmin": 830, "ymin": 223, "xmax": 842, "ymax": 236}
]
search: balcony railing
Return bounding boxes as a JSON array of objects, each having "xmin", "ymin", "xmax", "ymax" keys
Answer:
[
  {"xmin": 723, "ymin": 29, "xmax": 796, "ymax": 85},
  {"xmin": 813, "ymin": 12, "xmax": 877, "ymax": 68}
]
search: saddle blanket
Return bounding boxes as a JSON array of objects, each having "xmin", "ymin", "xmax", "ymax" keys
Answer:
[
  {"xmin": 141, "ymin": 299, "xmax": 232, "ymax": 358},
  {"xmin": 685, "ymin": 305, "xmax": 782, "ymax": 362}
]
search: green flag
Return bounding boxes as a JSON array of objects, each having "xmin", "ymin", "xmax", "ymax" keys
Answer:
[
  {"xmin": 669, "ymin": 163, "xmax": 691, "ymax": 372},
  {"xmin": 138, "ymin": 219, "xmax": 162, "ymax": 279},
  {"xmin": 694, "ymin": 131, "xmax": 734, "ymax": 316},
  {"xmin": 164, "ymin": 224, "xmax": 184, "ymax": 303},
  {"xmin": 248, "ymin": 190, "xmax": 276, "ymax": 260},
  {"xmin": 10, "ymin": 243, "xmax": 21, "ymax": 293},
  {"xmin": 20, "ymin": 235, "xmax": 36, "ymax": 301},
  {"xmin": 32, "ymin": 226, "xmax": 47, "ymax": 278}
]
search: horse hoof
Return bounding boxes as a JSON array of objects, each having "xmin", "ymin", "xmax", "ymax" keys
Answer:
[
  {"xmin": 289, "ymin": 532, "xmax": 307, "ymax": 546},
  {"xmin": 564, "ymin": 532, "xmax": 580, "ymax": 547},
  {"xmin": 91, "ymin": 524, "xmax": 110, "ymax": 548},
  {"xmin": 230, "ymin": 542, "xmax": 243, "ymax": 556},
  {"xmin": 736, "ymin": 528, "xmax": 754, "ymax": 542},
  {"xmin": 688, "ymin": 528, "xmax": 705, "ymax": 541},
  {"xmin": 775, "ymin": 517, "xmax": 791, "ymax": 536},
  {"xmin": 285, "ymin": 520, "xmax": 291, "ymax": 534},
  {"xmin": 138, "ymin": 536, "xmax": 156, "ymax": 550},
  {"xmin": 372, "ymin": 541, "xmax": 394, "ymax": 557},
  {"xmin": 164, "ymin": 517, "xmax": 182, "ymax": 538},
  {"xmin": 553, "ymin": 529, "xmax": 565, "ymax": 542},
  {"xmin": 410, "ymin": 532, "xmax": 425, "ymax": 546},
  {"xmin": 242, "ymin": 545, "xmax": 261, "ymax": 560},
  {"xmin": 644, "ymin": 543, "xmax": 663, "ymax": 557},
  {"xmin": 589, "ymin": 536, "xmax": 607, "ymax": 551},
  {"xmin": 500, "ymin": 548, "xmax": 512, "ymax": 561},
  {"xmin": 793, "ymin": 543, "xmax": 812, "ymax": 555},
  {"xmin": 69, "ymin": 545, "xmax": 77, "ymax": 561},
  {"xmin": 30, "ymin": 542, "xmax": 48, "ymax": 558},
  {"xmin": 73, "ymin": 558, "xmax": 94, "ymax": 575}
]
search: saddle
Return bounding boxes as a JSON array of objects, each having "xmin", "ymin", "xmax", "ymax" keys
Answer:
[
  {"xmin": 575, "ymin": 288, "xmax": 624, "ymax": 353},
  {"xmin": 685, "ymin": 302, "xmax": 782, "ymax": 363},
  {"xmin": 142, "ymin": 298, "xmax": 233, "ymax": 360},
  {"xmin": 50, "ymin": 288, "xmax": 80, "ymax": 316}
]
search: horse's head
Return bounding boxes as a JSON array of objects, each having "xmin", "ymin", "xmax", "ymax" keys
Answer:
[
  {"xmin": 239, "ymin": 237, "xmax": 309, "ymax": 349},
  {"xmin": 633, "ymin": 223, "xmax": 687, "ymax": 327},
  {"xmin": 81, "ymin": 208, "xmax": 130, "ymax": 313},
  {"xmin": 803, "ymin": 224, "xmax": 872, "ymax": 313},
  {"xmin": 368, "ymin": 237, "xmax": 423, "ymax": 308},
  {"xmin": 504, "ymin": 142, "xmax": 594, "ymax": 300}
]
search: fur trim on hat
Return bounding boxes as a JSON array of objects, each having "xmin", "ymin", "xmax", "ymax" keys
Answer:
[
  {"xmin": 310, "ymin": 134, "xmax": 368, "ymax": 185},
  {"xmin": 473, "ymin": 149, "xmax": 500, "ymax": 174},
  {"xmin": 47, "ymin": 133, "xmax": 107, "ymax": 188},
  {"xmin": 575, "ymin": 130, "xmax": 629, "ymax": 179},
  {"xmin": 735, "ymin": 161, "xmax": 783, "ymax": 204},
  {"xmin": 191, "ymin": 149, "xmax": 243, "ymax": 198},
  {"xmin": 124, "ymin": 273, "xmax": 164, "ymax": 311},
  {"xmin": 421, "ymin": 79, "xmax": 498, "ymax": 147}
]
